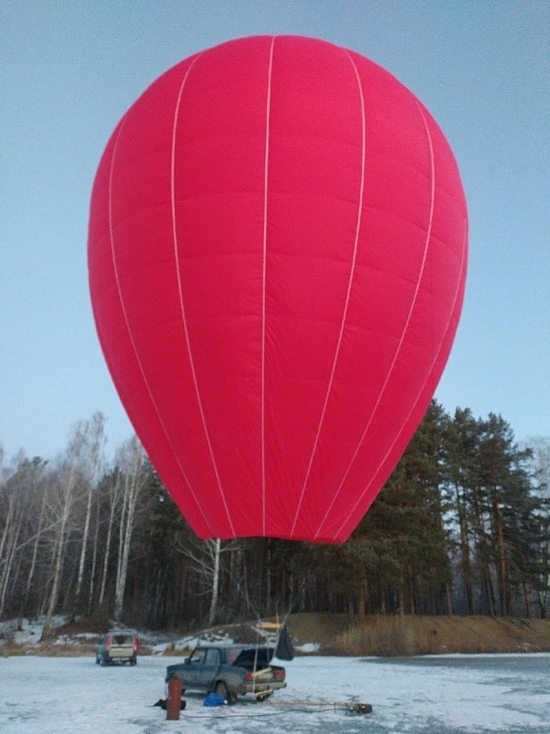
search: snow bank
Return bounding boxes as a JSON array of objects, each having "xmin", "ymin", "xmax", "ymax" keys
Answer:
[{"xmin": 0, "ymin": 616, "xmax": 66, "ymax": 646}]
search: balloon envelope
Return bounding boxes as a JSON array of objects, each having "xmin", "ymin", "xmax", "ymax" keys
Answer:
[{"xmin": 88, "ymin": 35, "xmax": 467, "ymax": 542}]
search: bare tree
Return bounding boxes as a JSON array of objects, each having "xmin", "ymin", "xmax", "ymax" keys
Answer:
[
  {"xmin": 97, "ymin": 468, "xmax": 123, "ymax": 608},
  {"xmin": 112, "ymin": 436, "xmax": 150, "ymax": 622},
  {"xmin": 87, "ymin": 491, "xmax": 101, "ymax": 615},
  {"xmin": 41, "ymin": 422, "xmax": 92, "ymax": 637},
  {"xmin": 0, "ymin": 456, "xmax": 47, "ymax": 618},
  {"xmin": 0, "ymin": 488, "xmax": 24, "ymax": 616},
  {"xmin": 73, "ymin": 412, "xmax": 106, "ymax": 610},
  {"xmin": 175, "ymin": 533, "xmax": 241, "ymax": 625},
  {"xmin": 20, "ymin": 485, "xmax": 49, "ymax": 618}
]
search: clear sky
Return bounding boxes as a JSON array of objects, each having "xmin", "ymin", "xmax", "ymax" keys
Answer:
[{"xmin": 1, "ymin": 0, "xmax": 549, "ymax": 462}]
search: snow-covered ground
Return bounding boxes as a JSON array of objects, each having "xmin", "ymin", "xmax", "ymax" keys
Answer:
[{"xmin": 0, "ymin": 653, "xmax": 548, "ymax": 733}]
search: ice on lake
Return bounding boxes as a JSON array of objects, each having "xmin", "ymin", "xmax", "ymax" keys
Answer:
[{"xmin": 0, "ymin": 653, "xmax": 548, "ymax": 733}]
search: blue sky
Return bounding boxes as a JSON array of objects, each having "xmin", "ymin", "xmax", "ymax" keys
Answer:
[{"xmin": 1, "ymin": 0, "xmax": 548, "ymax": 462}]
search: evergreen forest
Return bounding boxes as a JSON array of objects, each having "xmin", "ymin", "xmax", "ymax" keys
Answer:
[{"xmin": 0, "ymin": 403, "xmax": 548, "ymax": 634}]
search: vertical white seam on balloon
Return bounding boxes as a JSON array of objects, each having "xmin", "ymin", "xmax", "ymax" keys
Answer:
[
  {"xmin": 313, "ymin": 99, "xmax": 437, "ymax": 542},
  {"xmin": 332, "ymin": 220, "xmax": 467, "ymax": 541},
  {"xmin": 170, "ymin": 54, "xmax": 237, "ymax": 537},
  {"xmin": 106, "ymin": 110, "xmax": 214, "ymax": 536},
  {"xmin": 261, "ymin": 37, "xmax": 276, "ymax": 536},
  {"xmin": 289, "ymin": 50, "xmax": 366, "ymax": 539}
]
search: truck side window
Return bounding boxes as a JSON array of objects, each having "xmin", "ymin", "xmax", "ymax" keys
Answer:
[
  {"xmin": 205, "ymin": 649, "xmax": 221, "ymax": 666},
  {"xmin": 191, "ymin": 649, "xmax": 206, "ymax": 664}
]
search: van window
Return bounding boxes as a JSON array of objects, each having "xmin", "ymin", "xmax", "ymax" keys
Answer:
[{"xmin": 113, "ymin": 634, "xmax": 132, "ymax": 645}]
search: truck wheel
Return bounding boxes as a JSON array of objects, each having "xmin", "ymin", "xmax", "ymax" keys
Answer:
[
  {"xmin": 256, "ymin": 692, "xmax": 272, "ymax": 702},
  {"xmin": 215, "ymin": 681, "xmax": 234, "ymax": 704}
]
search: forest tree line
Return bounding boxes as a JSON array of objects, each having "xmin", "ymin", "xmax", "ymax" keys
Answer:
[{"xmin": 0, "ymin": 403, "xmax": 549, "ymax": 633}]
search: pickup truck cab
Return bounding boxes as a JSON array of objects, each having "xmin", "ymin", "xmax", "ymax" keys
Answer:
[{"xmin": 166, "ymin": 645, "xmax": 286, "ymax": 703}]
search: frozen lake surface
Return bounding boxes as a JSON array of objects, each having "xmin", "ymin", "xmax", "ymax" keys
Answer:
[{"xmin": 0, "ymin": 653, "xmax": 548, "ymax": 733}]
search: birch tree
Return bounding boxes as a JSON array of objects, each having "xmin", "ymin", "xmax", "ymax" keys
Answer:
[
  {"xmin": 175, "ymin": 532, "xmax": 241, "ymax": 625},
  {"xmin": 0, "ymin": 456, "xmax": 47, "ymax": 618},
  {"xmin": 20, "ymin": 485, "xmax": 49, "ymax": 618},
  {"xmin": 42, "ymin": 422, "xmax": 91, "ymax": 637},
  {"xmin": 112, "ymin": 436, "xmax": 150, "ymax": 622},
  {"xmin": 97, "ymin": 468, "xmax": 123, "ymax": 607},
  {"xmin": 73, "ymin": 412, "xmax": 106, "ymax": 610}
]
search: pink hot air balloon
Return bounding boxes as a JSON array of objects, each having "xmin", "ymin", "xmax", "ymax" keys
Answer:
[{"xmin": 88, "ymin": 35, "xmax": 467, "ymax": 543}]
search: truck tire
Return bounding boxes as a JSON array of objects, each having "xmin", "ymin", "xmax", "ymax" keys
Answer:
[{"xmin": 215, "ymin": 681, "xmax": 234, "ymax": 704}]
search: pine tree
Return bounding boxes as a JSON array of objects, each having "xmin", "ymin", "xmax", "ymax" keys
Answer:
[{"xmin": 347, "ymin": 401, "xmax": 451, "ymax": 615}]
